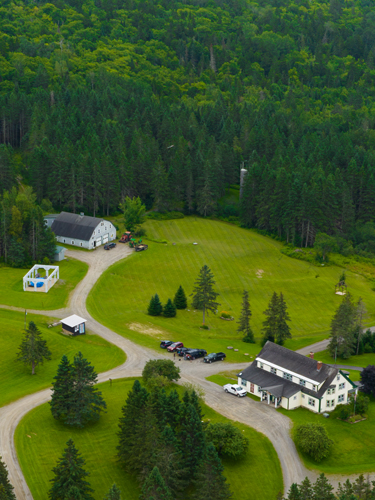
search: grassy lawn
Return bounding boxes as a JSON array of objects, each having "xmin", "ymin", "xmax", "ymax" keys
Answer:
[
  {"xmin": 0, "ymin": 258, "xmax": 88, "ymax": 310},
  {"xmin": 278, "ymin": 400, "xmax": 375, "ymax": 474},
  {"xmin": 317, "ymin": 350, "xmax": 375, "ymax": 369},
  {"xmin": 0, "ymin": 309, "xmax": 125, "ymax": 408},
  {"xmin": 87, "ymin": 217, "xmax": 375, "ymax": 358},
  {"xmin": 15, "ymin": 379, "xmax": 283, "ymax": 500}
]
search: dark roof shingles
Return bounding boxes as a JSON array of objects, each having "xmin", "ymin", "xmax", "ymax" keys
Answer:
[{"xmin": 51, "ymin": 212, "xmax": 104, "ymax": 241}]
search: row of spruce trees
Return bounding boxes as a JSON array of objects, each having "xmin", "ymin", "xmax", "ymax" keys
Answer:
[{"xmin": 148, "ymin": 285, "xmax": 187, "ymax": 317}]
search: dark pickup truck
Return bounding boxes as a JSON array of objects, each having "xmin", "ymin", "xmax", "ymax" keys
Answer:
[{"xmin": 203, "ymin": 352, "xmax": 226, "ymax": 363}]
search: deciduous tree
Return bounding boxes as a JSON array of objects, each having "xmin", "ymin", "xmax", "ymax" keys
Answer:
[
  {"xmin": 204, "ymin": 422, "xmax": 249, "ymax": 459},
  {"xmin": 295, "ymin": 424, "xmax": 333, "ymax": 463},
  {"xmin": 120, "ymin": 196, "xmax": 145, "ymax": 233},
  {"xmin": 360, "ymin": 365, "xmax": 375, "ymax": 398}
]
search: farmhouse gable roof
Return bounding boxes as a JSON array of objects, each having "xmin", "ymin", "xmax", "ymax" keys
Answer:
[{"xmin": 51, "ymin": 212, "xmax": 104, "ymax": 241}]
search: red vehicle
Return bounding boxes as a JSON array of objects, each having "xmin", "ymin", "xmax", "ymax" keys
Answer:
[
  {"xmin": 119, "ymin": 232, "xmax": 132, "ymax": 243},
  {"xmin": 167, "ymin": 342, "xmax": 184, "ymax": 352}
]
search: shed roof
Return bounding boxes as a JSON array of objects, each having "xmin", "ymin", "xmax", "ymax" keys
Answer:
[
  {"xmin": 54, "ymin": 246, "xmax": 65, "ymax": 254},
  {"xmin": 51, "ymin": 212, "xmax": 104, "ymax": 241},
  {"xmin": 256, "ymin": 341, "xmax": 333, "ymax": 384},
  {"xmin": 61, "ymin": 314, "xmax": 87, "ymax": 328}
]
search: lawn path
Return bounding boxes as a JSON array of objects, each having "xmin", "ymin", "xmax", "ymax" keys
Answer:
[{"xmin": 0, "ymin": 245, "xmax": 374, "ymax": 499}]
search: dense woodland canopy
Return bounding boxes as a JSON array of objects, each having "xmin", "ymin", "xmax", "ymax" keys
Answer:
[{"xmin": 1, "ymin": 0, "xmax": 375, "ymax": 252}]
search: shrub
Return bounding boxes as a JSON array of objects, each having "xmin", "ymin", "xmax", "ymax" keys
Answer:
[
  {"xmin": 134, "ymin": 227, "xmax": 147, "ymax": 237},
  {"xmin": 295, "ymin": 423, "xmax": 333, "ymax": 462},
  {"xmin": 204, "ymin": 422, "xmax": 249, "ymax": 459},
  {"xmin": 142, "ymin": 359, "xmax": 180, "ymax": 388},
  {"xmin": 220, "ymin": 311, "xmax": 231, "ymax": 319},
  {"xmin": 339, "ymin": 406, "xmax": 351, "ymax": 420},
  {"xmin": 200, "ymin": 324, "xmax": 209, "ymax": 330}
]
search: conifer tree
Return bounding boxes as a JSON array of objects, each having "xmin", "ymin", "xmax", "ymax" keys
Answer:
[
  {"xmin": 276, "ymin": 292, "xmax": 292, "ymax": 345},
  {"xmin": 117, "ymin": 380, "xmax": 149, "ymax": 468},
  {"xmin": 261, "ymin": 292, "xmax": 279, "ymax": 345},
  {"xmin": 148, "ymin": 294, "xmax": 163, "ymax": 316},
  {"xmin": 237, "ymin": 290, "xmax": 255, "ymax": 343},
  {"xmin": 49, "ymin": 355, "xmax": 73, "ymax": 422},
  {"xmin": 194, "ymin": 444, "xmax": 232, "ymax": 500},
  {"xmin": 328, "ymin": 293, "xmax": 356, "ymax": 359},
  {"xmin": 0, "ymin": 457, "xmax": 16, "ymax": 500},
  {"xmin": 140, "ymin": 467, "xmax": 173, "ymax": 500},
  {"xmin": 163, "ymin": 298, "xmax": 176, "ymax": 318},
  {"xmin": 164, "ymin": 389, "xmax": 181, "ymax": 430},
  {"xmin": 190, "ymin": 265, "xmax": 220, "ymax": 324},
  {"xmin": 103, "ymin": 483, "xmax": 121, "ymax": 500},
  {"xmin": 17, "ymin": 321, "xmax": 52, "ymax": 375},
  {"xmin": 173, "ymin": 285, "xmax": 187, "ymax": 309},
  {"xmin": 178, "ymin": 402, "xmax": 206, "ymax": 479},
  {"xmin": 49, "ymin": 439, "xmax": 94, "ymax": 500}
]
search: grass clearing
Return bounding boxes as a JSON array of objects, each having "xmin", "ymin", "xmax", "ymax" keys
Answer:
[
  {"xmin": 87, "ymin": 217, "xmax": 375, "ymax": 358},
  {"xmin": 278, "ymin": 399, "xmax": 375, "ymax": 474},
  {"xmin": 15, "ymin": 379, "xmax": 283, "ymax": 500},
  {"xmin": 317, "ymin": 350, "xmax": 375, "ymax": 369},
  {"xmin": 0, "ymin": 309, "xmax": 125, "ymax": 408},
  {"xmin": 0, "ymin": 258, "xmax": 88, "ymax": 310}
]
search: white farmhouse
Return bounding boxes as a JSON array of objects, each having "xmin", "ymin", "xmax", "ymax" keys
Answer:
[
  {"xmin": 238, "ymin": 341, "xmax": 356, "ymax": 413},
  {"xmin": 51, "ymin": 212, "xmax": 116, "ymax": 249}
]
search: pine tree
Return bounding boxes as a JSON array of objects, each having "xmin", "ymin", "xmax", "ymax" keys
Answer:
[
  {"xmin": 237, "ymin": 290, "xmax": 255, "ymax": 343},
  {"xmin": 0, "ymin": 457, "xmax": 16, "ymax": 500},
  {"xmin": 16, "ymin": 321, "xmax": 52, "ymax": 375},
  {"xmin": 312, "ymin": 473, "xmax": 335, "ymax": 500},
  {"xmin": 49, "ymin": 355, "xmax": 73, "ymax": 422},
  {"xmin": 117, "ymin": 380, "xmax": 149, "ymax": 468},
  {"xmin": 163, "ymin": 298, "xmax": 176, "ymax": 317},
  {"xmin": 50, "ymin": 352, "xmax": 106, "ymax": 427},
  {"xmin": 140, "ymin": 466, "xmax": 173, "ymax": 500},
  {"xmin": 173, "ymin": 285, "xmax": 187, "ymax": 309},
  {"xmin": 261, "ymin": 292, "xmax": 279, "ymax": 345},
  {"xmin": 49, "ymin": 439, "xmax": 94, "ymax": 500},
  {"xmin": 284, "ymin": 483, "xmax": 300, "ymax": 500},
  {"xmin": 148, "ymin": 294, "xmax": 163, "ymax": 316},
  {"xmin": 194, "ymin": 444, "xmax": 232, "ymax": 500},
  {"xmin": 190, "ymin": 265, "xmax": 220, "ymax": 324},
  {"xmin": 276, "ymin": 292, "xmax": 292, "ymax": 345},
  {"xmin": 103, "ymin": 483, "xmax": 121, "ymax": 500},
  {"xmin": 328, "ymin": 293, "xmax": 356, "ymax": 359},
  {"xmin": 178, "ymin": 402, "xmax": 206, "ymax": 480}
]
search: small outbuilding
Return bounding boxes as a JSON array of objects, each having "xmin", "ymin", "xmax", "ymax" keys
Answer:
[
  {"xmin": 54, "ymin": 245, "xmax": 66, "ymax": 262},
  {"xmin": 61, "ymin": 314, "xmax": 87, "ymax": 336}
]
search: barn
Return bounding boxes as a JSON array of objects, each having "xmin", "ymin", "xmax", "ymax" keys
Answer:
[
  {"xmin": 61, "ymin": 315, "xmax": 87, "ymax": 336},
  {"xmin": 50, "ymin": 212, "xmax": 116, "ymax": 249}
]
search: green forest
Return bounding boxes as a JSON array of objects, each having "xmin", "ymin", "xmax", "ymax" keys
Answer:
[{"xmin": 1, "ymin": 0, "xmax": 375, "ymax": 258}]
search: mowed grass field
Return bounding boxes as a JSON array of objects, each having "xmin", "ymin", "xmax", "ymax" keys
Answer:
[
  {"xmin": 15, "ymin": 379, "xmax": 283, "ymax": 500},
  {"xmin": 278, "ymin": 399, "xmax": 375, "ymax": 474},
  {"xmin": 87, "ymin": 217, "xmax": 375, "ymax": 359},
  {"xmin": 318, "ymin": 349, "xmax": 375, "ymax": 369},
  {"xmin": 0, "ymin": 309, "xmax": 125, "ymax": 408},
  {"xmin": 0, "ymin": 257, "xmax": 88, "ymax": 310}
]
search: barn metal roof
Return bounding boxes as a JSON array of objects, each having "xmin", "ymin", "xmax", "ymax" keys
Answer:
[{"xmin": 51, "ymin": 212, "xmax": 104, "ymax": 241}]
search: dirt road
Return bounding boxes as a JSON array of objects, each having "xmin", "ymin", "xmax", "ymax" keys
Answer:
[{"xmin": 0, "ymin": 246, "xmax": 373, "ymax": 499}]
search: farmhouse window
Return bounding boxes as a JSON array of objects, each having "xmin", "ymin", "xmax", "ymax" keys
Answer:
[
  {"xmin": 259, "ymin": 363, "xmax": 264, "ymax": 369},
  {"xmin": 339, "ymin": 383, "xmax": 345, "ymax": 390},
  {"xmin": 71, "ymin": 241, "xmax": 74, "ymax": 245},
  {"xmin": 293, "ymin": 396, "xmax": 297, "ymax": 400},
  {"xmin": 250, "ymin": 384, "xmax": 254, "ymax": 393},
  {"xmin": 80, "ymin": 243, "xmax": 83, "ymax": 247},
  {"xmin": 337, "ymin": 375, "xmax": 340, "ymax": 381},
  {"xmin": 327, "ymin": 387, "xmax": 335, "ymax": 395},
  {"xmin": 241, "ymin": 379, "xmax": 246, "ymax": 387},
  {"xmin": 283, "ymin": 372, "xmax": 292, "ymax": 381},
  {"xmin": 338, "ymin": 394, "xmax": 345, "ymax": 403},
  {"xmin": 301, "ymin": 394, "xmax": 305, "ymax": 399},
  {"xmin": 312, "ymin": 385, "xmax": 317, "ymax": 391},
  {"xmin": 271, "ymin": 367, "xmax": 276, "ymax": 374},
  {"xmin": 258, "ymin": 387, "xmax": 261, "ymax": 393},
  {"xmin": 308, "ymin": 398, "xmax": 315, "ymax": 407},
  {"xmin": 299, "ymin": 379, "xmax": 306, "ymax": 386}
]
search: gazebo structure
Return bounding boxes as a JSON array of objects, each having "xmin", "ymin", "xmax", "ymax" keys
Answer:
[{"xmin": 23, "ymin": 265, "xmax": 59, "ymax": 293}]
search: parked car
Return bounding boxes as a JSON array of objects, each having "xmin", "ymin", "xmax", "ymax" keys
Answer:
[
  {"xmin": 203, "ymin": 352, "xmax": 226, "ymax": 363},
  {"xmin": 104, "ymin": 242, "xmax": 116, "ymax": 250},
  {"xmin": 176, "ymin": 347, "xmax": 190, "ymax": 356},
  {"xmin": 167, "ymin": 342, "xmax": 184, "ymax": 352},
  {"xmin": 160, "ymin": 340, "xmax": 173, "ymax": 349},
  {"xmin": 223, "ymin": 384, "xmax": 247, "ymax": 397},
  {"xmin": 184, "ymin": 349, "xmax": 207, "ymax": 360}
]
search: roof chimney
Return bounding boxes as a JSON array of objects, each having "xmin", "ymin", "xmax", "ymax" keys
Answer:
[
  {"xmin": 309, "ymin": 352, "xmax": 314, "ymax": 359},
  {"xmin": 317, "ymin": 361, "xmax": 322, "ymax": 371}
]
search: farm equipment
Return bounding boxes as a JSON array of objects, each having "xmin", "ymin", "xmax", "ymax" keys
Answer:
[
  {"xmin": 135, "ymin": 244, "xmax": 148, "ymax": 252},
  {"xmin": 119, "ymin": 232, "xmax": 132, "ymax": 243},
  {"xmin": 129, "ymin": 238, "xmax": 148, "ymax": 251}
]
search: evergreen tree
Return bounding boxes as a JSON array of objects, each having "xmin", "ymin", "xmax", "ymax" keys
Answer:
[
  {"xmin": 103, "ymin": 483, "xmax": 121, "ymax": 500},
  {"xmin": 50, "ymin": 353, "xmax": 106, "ymax": 427},
  {"xmin": 276, "ymin": 293, "xmax": 292, "ymax": 345},
  {"xmin": 148, "ymin": 294, "xmax": 163, "ymax": 316},
  {"xmin": 261, "ymin": 292, "xmax": 279, "ymax": 345},
  {"xmin": 49, "ymin": 355, "xmax": 73, "ymax": 422},
  {"xmin": 177, "ymin": 402, "xmax": 206, "ymax": 479},
  {"xmin": 117, "ymin": 380, "xmax": 149, "ymax": 468},
  {"xmin": 284, "ymin": 483, "xmax": 301, "ymax": 500},
  {"xmin": 328, "ymin": 293, "xmax": 356, "ymax": 359},
  {"xmin": 312, "ymin": 474, "xmax": 335, "ymax": 500},
  {"xmin": 194, "ymin": 444, "xmax": 232, "ymax": 500},
  {"xmin": 173, "ymin": 285, "xmax": 187, "ymax": 309},
  {"xmin": 163, "ymin": 299, "xmax": 176, "ymax": 318},
  {"xmin": 17, "ymin": 321, "xmax": 51, "ymax": 375},
  {"xmin": 190, "ymin": 265, "xmax": 220, "ymax": 324},
  {"xmin": 298, "ymin": 477, "xmax": 313, "ymax": 499},
  {"xmin": 0, "ymin": 457, "xmax": 16, "ymax": 500},
  {"xmin": 140, "ymin": 467, "xmax": 172, "ymax": 500},
  {"xmin": 237, "ymin": 290, "xmax": 255, "ymax": 343},
  {"xmin": 49, "ymin": 439, "xmax": 94, "ymax": 500}
]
